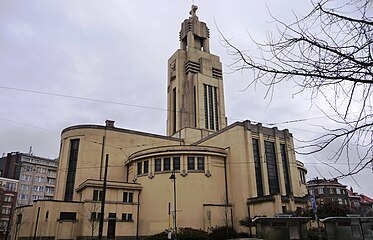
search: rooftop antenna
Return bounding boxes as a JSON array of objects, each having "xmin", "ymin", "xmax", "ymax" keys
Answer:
[{"xmin": 28, "ymin": 146, "xmax": 33, "ymax": 156}]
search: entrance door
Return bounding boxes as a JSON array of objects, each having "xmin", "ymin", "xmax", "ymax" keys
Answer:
[{"xmin": 107, "ymin": 213, "xmax": 116, "ymax": 240}]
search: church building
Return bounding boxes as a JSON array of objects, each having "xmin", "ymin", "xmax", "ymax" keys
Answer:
[{"xmin": 13, "ymin": 6, "xmax": 308, "ymax": 240}]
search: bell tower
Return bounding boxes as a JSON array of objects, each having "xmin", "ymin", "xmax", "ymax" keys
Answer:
[{"xmin": 167, "ymin": 5, "xmax": 227, "ymax": 136}]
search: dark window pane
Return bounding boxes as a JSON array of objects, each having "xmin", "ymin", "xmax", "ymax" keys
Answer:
[
  {"xmin": 128, "ymin": 192, "xmax": 133, "ymax": 203},
  {"xmin": 64, "ymin": 139, "xmax": 80, "ymax": 201},
  {"xmin": 91, "ymin": 212, "xmax": 96, "ymax": 220},
  {"xmin": 173, "ymin": 88, "xmax": 177, "ymax": 133},
  {"xmin": 108, "ymin": 213, "xmax": 116, "ymax": 219},
  {"xmin": 123, "ymin": 192, "xmax": 128, "ymax": 202},
  {"xmin": 197, "ymin": 157, "xmax": 205, "ymax": 170},
  {"xmin": 214, "ymin": 87, "xmax": 219, "ymax": 130},
  {"xmin": 173, "ymin": 157, "xmax": 180, "ymax": 171},
  {"xmin": 137, "ymin": 161, "xmax": 142, "ymax": 175},
  {"xmin": 143, "ymin": 160, "xmax": 149, "ymax": 174},
  {"xmin": 204, "ymin": 85, "xmax": 208, "ymax": 128},
  {"xmin": 281, "ymin": 144, "xmax": 291, "ymax": 195},
  {"xmin": 188, "ymin": 157, "xmax": 195, "ymax": 170},
  {"xmin": 155, "ymin": 159, "xmax": 162, "ymax": 172},
  {"xmin": 265, "ymin": 141, "xmax": 280, "ymax": 195},
  {"xmin": 253, "ymin": 139, "xmax": 264, "ymax": 197},
  {"xmin": 93, "ymin": 190, "xmax": 98, "ymax": 201},
  {"xmin": 164, "ymin": 158, "xmax": 171, "ymax": 171},
  {"xmin": 208, "ymin": 85, "xmax": 214, "ymax": 130},
  {"xmin": 128, "ymin": 213, "xmax": 133, "ymax": 221},
  {"xmin": 59, "ymin": 212, "xmax": 76, "ymax": 221}
]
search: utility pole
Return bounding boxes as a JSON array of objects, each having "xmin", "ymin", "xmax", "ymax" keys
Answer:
[
  {"xmin": 169, "ymin": 169, "xmax": 177, "ymax": 240},
  {"xmin": 98, "ymin": 154, "xmax": 109, "ymax": 240}
]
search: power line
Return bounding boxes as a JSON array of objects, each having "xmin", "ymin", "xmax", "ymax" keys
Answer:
[{"xmin": 0, "ymin": 85, "xmax": 336, "ymax": 127}]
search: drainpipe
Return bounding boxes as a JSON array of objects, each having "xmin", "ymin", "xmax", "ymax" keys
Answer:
[
  {"xmin": 33, "ymin": 207, "xmax": 40, "ymax": 240},
  {"xmin": 136, "ymin": 191, "xmax": 141, "ymax": 240}
]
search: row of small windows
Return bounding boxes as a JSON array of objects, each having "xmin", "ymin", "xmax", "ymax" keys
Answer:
[
  {"xmin": 93, "ymin": 190, "xmax": 134, "ymax": 203},
  {"xmin": 137, "ymin": 156, "xmax": 205, "ymax": 175},
  {"xmin": 59, "ymin": 211, "xmax": 134, "ymax": 222},
  {"xmin": 91, "ymin": 212, "xmax": 133, "ymax": 222},
  {"xmin": 308, "ymin": 187, "xmax": 346, "ymax": 195},
  {"xmin": 18, "ymin": 194, "xmax": 52, "ymax": 201}
]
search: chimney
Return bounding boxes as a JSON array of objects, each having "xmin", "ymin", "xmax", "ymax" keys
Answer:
[{"xmin": 105, "ymin": 120, "xmax": 115, "ymax": 128}]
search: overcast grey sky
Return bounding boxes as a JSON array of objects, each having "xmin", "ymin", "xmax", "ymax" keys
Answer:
[{"xmin": 1, "ymin": 1, "xmax": 372, "ymax": 196}]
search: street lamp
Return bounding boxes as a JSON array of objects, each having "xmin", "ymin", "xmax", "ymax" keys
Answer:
[{"xmin": 169, "ymin": 169, "xmax": 177, "ymax": 240}]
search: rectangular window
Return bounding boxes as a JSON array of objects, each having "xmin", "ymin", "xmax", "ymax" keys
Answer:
[
  {"xmin": 155, "ymin": 158, "xmax": 162, "ymax": 172},
  {"xmin": 137, "ymin": 161, "xmax": 142, "ymax": 175},
  {"xmin": 16, "ymin": 214, "xmax": 22, "ymax": 224},
  {"xmin": 123, "ymin": 192, "xmax": 128, "ymax": 202},
  {"xmin": 108, "ymin": 213, "xmax": 116, "ymax": 219},
  {"xmin": 123, "ymin": 192, "xmax": 133, "ymax": 203},
  {"xmin": 197, "ymin": 157, "xmax": 205, "ymax": 170},
  {"xmin": 21, "ymin": 174, "xmax": 32, "ymax": 181},
  {"xmin": 188, "ymin": 157, "xmax": 195, "ymax": 170},
  {"xmin": 91, "ymin": 212, "xmax": 97, "ymax": 221},
  {"xmin": 265, "ymin": 141, "xmax": 280, "ymax": 195},
  {"xmin": 253, "ymin": 139, "xmax": 264, "ymax": 197},
  {"xmin": 59, "ymin": 212, "xmax": 77, "ymax": 221},
  {"xmin": 48, "ymin": 178, "xmax": 56, "ymax": 185},
  {"xmin": 280, "ymin": 144, "xmax": 291, "ymax": 195},
  {"xmin": 319, "ymin": 188, "xmax": 324, "ymax": 194},
  {"xmin": 122, "ymin": 213, "xmax": 133, "ymax": 221},
  {"xmin": 33, "ymin": 186, "xmax": 44, "ymax": 192},
  {"xmin": 20, "ymin": 184, "xmax": 30, "ymax": 191},
  {"xmin": 143, "ymin": 160, "xmax": 149, "ymax": 174},
  {"xmin": 173, "ymin": 157, "xmax": 180, "ymax": 171},
  {"xmin": 93, "ymin": 190, "xmax": 103, "ymax": 201},
  {"xmin": 64, "ymin": 139, "xmax": 80, "ymax": 201},
  {"xmin": 163, "ymin": 158, "xmax": 171, "ymax": 171}
]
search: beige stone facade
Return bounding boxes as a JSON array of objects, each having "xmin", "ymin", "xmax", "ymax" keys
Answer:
[{"xmin": 13, "ymin": 6, "xmax": 308, "ymax": 239}]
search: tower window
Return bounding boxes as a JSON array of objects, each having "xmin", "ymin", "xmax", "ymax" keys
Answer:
[
  {"xmin": 173, "ymin": 88, "xmax": 177, "ymax": 133},
  {"xmin": 203, "ymin": 84, "xmax": 219, "ymax": 130}
]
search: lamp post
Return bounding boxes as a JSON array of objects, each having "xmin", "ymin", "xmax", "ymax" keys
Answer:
[{"xmin": 169, "ymin": 169, "xmax": 177, "ymax": 240}]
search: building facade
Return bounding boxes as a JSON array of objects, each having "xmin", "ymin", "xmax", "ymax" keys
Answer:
[
  {"xmin": 0, "ymin": 152, "xmax": 58, "ymax": 206},
  {"xmin": 307, "ymin": 178, "xmax": 350, "ymax": 206},
  {"xmin": 0, "ymin": 177, "xmax": 18, "ymax": 239},
  {"xmin": 14, "ymin": 6, "xmax": 308, "ymax": 239}
]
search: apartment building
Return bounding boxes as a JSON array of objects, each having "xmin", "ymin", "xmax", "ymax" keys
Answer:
[{"xmin": 0, "ymin": 152, "xmax": 58, "ymax": 206}]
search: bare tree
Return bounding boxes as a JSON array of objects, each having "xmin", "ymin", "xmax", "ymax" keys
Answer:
[
  {"xmin": 80, "ymin": 202, "xmax": 100, "ymax": 240},
  {"xmin": 12, "ymin": 206, "xmax": 29, "ymax": 240},
  {"xmin": 222, "ymin": 0, "xmax": 373, "ymax": 177}
]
